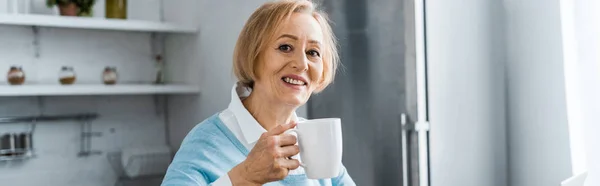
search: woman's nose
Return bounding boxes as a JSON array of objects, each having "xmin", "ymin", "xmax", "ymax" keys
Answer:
[{"xmin": 292, "ymin": 52, "xmax": 309, "ymax": 71}]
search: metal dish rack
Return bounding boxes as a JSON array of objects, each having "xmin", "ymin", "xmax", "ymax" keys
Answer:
[
  {"xmin": 106, "ymin": 148, "xmax": 172, "ymax": 186},
  {"xmin": 0, "ymin": 113, "xmax": 100, "ymax": 162},
  {"xmin": 107, "ymin": 149, "xmax": 172, "ymax": 179}
]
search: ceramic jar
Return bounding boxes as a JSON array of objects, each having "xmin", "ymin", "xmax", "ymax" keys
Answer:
[{"xmin": 7, "ymin": 66, "xmax": 25, "ymax": 85}]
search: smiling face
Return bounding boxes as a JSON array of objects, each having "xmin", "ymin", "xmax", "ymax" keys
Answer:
[{"xmin": 252, "ymin": 12, "xmax": 325, "ymax": 107}]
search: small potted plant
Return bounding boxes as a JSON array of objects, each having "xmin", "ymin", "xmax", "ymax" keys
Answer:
[
  {"xmin": 75, "ymin": 0, "xmax": 96, "ymax": 17},
  {"xmin": 47, "ymin": 0, "xmax": 96, "ymax": 17},
  {"xmin": 46, "ymin": 0, "xmax": 77, "ymax": 16}
]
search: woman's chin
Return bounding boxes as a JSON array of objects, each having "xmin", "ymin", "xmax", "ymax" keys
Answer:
[{"xmin": 280, "ymin": 95, "xmax": 307, "ymax": 107}]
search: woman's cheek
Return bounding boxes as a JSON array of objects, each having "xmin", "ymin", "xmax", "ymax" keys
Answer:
[{"xmin": 311, "ymin": 63, "xmax": 324, "ymax": 82}]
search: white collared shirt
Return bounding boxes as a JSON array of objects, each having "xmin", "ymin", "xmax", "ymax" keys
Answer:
[{"xmin": 211, "ymin": 83, "xmax": 311, "ymax": 185}]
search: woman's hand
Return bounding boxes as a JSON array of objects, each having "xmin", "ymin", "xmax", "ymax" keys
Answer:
[{"xmin": 228, "ymin": 122, "xmax": 301, "ymax": 185}]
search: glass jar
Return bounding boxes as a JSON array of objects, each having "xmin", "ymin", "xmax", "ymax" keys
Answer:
[
  {"xmin": 103, "ymin": 66, "xmax": 118, "ymax": 85},
  {"xmin": 59, "ymin": 66, "xmax": 76, "ymax": 85},
  {"xmin": 7, "ymin": 66, "xmax": 25, "ymax": 85},
  {"xmin": 106, "ymin": 0, "xmax": 127, "ymax": 19}
]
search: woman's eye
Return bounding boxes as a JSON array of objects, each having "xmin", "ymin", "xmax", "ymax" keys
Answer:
[
  {"xmin": 278, "ymin": 44, "xmax": 293, "ymax": 52},
  {"xmin": 307, "ymin": 50, "xmax": 321, "ymax": 57}
]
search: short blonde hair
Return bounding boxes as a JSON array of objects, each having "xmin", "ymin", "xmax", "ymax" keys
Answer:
[{"xmin": 232, "ymin": 0, "xmax": 339, "ymax": 92}]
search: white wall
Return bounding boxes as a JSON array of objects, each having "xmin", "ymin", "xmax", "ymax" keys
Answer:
[
  {"xmin": 563, "ymin": 0, "xmax": 600, "ymax": 185},
  {"xmin": 504, "ymin": 0, "xmax": 573, "ymax": 185},
  {"xmin": 575, "ymin": 1, "xmax": 600, "ymax": 184},
  {"xmin": 426, "ymin": 0, "xmax": 508, "ymax": 185},
  {"xmin": 0, "ymin": 1, "xmax": 171, "ymax": 185}
]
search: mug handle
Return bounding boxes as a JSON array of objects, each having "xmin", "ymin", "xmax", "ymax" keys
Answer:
[{"xmin": 284, "ymin": 128, "xmax": 306, "ymax": 168}]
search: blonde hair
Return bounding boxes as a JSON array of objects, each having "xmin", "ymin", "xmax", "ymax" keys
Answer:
[{"xmin": 232, "ymin": 0, "xmax": 338, "ymax": 92}]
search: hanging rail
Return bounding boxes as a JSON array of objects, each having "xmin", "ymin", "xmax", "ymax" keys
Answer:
[{"xmin": 0, "ymin": 113, "xmax": 98, "ymax": 124}]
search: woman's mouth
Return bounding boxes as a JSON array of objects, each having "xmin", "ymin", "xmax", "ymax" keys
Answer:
[{"xmin": 281, "ymin": 77, "xmax": 307, "ymax": 86}]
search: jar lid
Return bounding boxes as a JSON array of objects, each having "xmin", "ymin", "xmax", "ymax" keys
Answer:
[{"xmin": 61, "ymin": 66, "xmax": 73, "ymax": 70}]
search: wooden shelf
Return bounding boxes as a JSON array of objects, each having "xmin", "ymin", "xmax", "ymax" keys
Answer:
[
  {"xmin": 0, "ymin": 84, "xmax": 200, "ymax": 96},
  {"xmin": 0, "ymin": 14, "xmax": 197, "ymax": 33}
]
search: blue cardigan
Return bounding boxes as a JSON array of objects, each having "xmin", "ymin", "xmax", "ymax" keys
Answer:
[{"xmin": 161, "ymin": 113, "xmax": 355, "ymax": 186}]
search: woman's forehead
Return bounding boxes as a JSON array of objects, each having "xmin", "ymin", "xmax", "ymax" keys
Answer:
[{"xmin": 274, "ymin": 13, "xmax": 324, "ymax": 44}]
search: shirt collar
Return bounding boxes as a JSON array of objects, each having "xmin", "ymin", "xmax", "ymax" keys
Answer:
[{"xmin": 228, "ymin": 82, "xmax": 299, "ymax": 144}]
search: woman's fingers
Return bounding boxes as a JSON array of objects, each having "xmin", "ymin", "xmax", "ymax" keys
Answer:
[
  {"xmin": 279, "ymin": 144, "xmax": 300, "ymax": 158},
  {"xmin": 276, "ymin": 157, "xmax": 301, "ymax": 170},
  {"xmin": 277, "ymin": 134, "xmax": 298, "ymax": 146},
  {"xmin": 267, "ymin": 122, "xmax": 297, "ymax": 136},
  {"xmin": 240, "ymin": 122, "xmax": 303, "ymax": 184}
]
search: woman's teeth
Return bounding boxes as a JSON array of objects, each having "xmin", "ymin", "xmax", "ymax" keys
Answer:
[{"xmin": 283, "ymin": 77, "xmax": 305, "ymax": 85}]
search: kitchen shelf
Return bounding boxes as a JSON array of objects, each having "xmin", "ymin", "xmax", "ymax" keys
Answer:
[
  {"xmin": 0, "ymin": 14, "xmax": 197, "ymax": 33},
  {"xmin": 0, "ymin": 84, "xmax": 200, "ymax": 96}
]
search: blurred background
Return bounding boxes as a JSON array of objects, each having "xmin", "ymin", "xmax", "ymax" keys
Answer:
[{"xmin": 0, "ymin": 0, "xmax": 597, "ymax": 186}]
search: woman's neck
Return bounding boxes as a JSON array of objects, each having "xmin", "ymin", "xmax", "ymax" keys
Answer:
[{"xmin": 242, "ymin": 90, "xmax": 296, "ymax": 131}]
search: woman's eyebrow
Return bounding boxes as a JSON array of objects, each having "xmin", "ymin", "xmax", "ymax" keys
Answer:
[
  {"xmin": 278, "ymin": 34, "xmax": 298, "ymax": 40},
  {"xmin": 278, "ymin": 34, "xmax": 322, "ymax": 45}
]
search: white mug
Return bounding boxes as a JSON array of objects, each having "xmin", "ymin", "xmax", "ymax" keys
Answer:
[{"xmin": 288, "ymin": 118, "xmax": 343, "ymax": 179}]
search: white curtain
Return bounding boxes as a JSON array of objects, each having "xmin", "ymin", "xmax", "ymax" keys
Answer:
[{"xmin": 561, "ymin": 0, "xmax": 600, "ymax": 185}]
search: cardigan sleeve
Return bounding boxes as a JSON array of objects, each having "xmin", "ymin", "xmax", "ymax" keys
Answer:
[
  {"xmin": 161, "ymin": 121, "xmax": 235, "ymax": 186},
  {"xmin": 161, "ymin": 136, "xmax": 235, "ymax": 186},
  {"xmin": 160, "ymin": 136, "xmax": 211, "ymax": 186},
  {"xmin": 331, "ymin": 164, "xmax": 356, "ymax": 186}
]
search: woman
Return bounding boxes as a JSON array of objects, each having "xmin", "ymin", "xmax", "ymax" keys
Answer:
[{"xmin": 161, "ymin": 0, "xmax": 355, "ymax": 185}]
